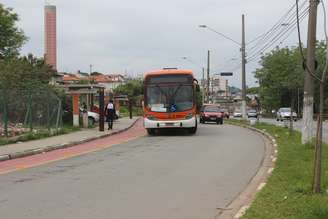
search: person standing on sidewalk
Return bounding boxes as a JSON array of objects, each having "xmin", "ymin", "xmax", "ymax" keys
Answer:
[{"xmin": 105, "ymin": 100, "xmax": 116, "ymax": 130}]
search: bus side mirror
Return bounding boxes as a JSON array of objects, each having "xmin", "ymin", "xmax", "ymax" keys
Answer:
[{"xmin": 196, "ymin": 84, "xmax": 200, "ymax": 92}]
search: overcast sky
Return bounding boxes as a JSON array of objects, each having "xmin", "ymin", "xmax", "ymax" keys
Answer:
[{"xmin": 1, "ymin": 0, "xmax": 327, "ymax": 87}]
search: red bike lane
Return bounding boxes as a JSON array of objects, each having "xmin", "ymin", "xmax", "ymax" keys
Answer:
[{"xmin": 0, "ymin": 119, "xmax": 146, "ymax": 175}]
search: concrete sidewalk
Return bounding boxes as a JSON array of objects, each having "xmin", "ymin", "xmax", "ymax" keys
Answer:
[{"xmin": 0, "ymin": 117, "xmax": 140, "ymax": 161}]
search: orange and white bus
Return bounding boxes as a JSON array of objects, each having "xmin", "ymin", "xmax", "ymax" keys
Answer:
[{"xmin": 143, "ymin": 68, "xmax": 199, "ymax": 135}]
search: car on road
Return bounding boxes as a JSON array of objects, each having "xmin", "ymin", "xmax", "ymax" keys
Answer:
[
  {"xmin": 276, "ymin": 107, "xmax": 297, "ymax": 121},
  {"xmin": 200, "ymin": 105, "xmax": 223, "ymax": 124},
  {"xmin": 247, "ymin": 109, "xmax": 258, "ymax": 118},
  {"xmin": 233, "ymin": 111, "xmax": 242, "ymax": 118}
]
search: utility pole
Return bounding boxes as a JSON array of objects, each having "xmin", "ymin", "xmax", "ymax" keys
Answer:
[
  {"xmin": 99, "ymin": 88, "xmax": 105, "ymax": 132},
  {"xmin": 207, "ymin": 50, "xmax": 210, "ymax": 103},
  {"xmin": 211, "ymin": 77, "xmax": 214, "ymax": 103},
  {"xmin": 297, "ymin": 88, "xmax": 300, "ymax": 117},
  {"xmin": 302, "ymin": 0, "xmax": 318, "ymax": 144},
  {"xmin": 202, "ymin": 67, "xmax": 205, "ymax": 103},
  {"xmin": 241, "ymin": 14, "xmax": 247, "ymax": 119},
  {"xmin": 90, "ymin": 64, "xmax": 93, "ymax": 75},
  {"xmin": 304, "ymin": 0, "xmax": 322, "ymax": 193}
]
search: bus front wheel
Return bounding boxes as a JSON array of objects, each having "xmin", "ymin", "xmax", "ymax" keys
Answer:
[
  {"xmin": 188, "ymin": 121, "xmax": 197, "ymax": 134},
  {"xmin": 188, "ymin": 126, "xmax": 197, "ymax": 134},
  {"xmin": 147, "ymin": 128, "xmax": 155, "ymax": 135}
]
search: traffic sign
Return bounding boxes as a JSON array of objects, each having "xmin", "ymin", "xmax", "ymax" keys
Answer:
[{"xmin": 220, "ymin": 72, "xmax": 233, "ymax": 76}]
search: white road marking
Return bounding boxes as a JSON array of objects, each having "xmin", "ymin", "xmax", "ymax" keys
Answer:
[
  {"xmin": 234, "ymin": 205, "xmax": 249, "ymax": 218},
  {"xmin": 257, "ymin": 182, "xmax": 266, "ymax": 191}
]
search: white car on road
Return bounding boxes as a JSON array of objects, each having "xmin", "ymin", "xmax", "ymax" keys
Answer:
[
  {"xmin": 276, "ymin": 107, "xmax": 297, "ymax": 121},
  {"xmin": 233, "ymin": 111, "xmax": 242, "ymax": 118}
]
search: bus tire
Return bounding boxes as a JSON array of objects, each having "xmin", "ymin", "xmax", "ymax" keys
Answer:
[
  {"xmin": 188, "ymin": 121, "xmax": 197, "ymax": 134},
  {"xmin": 147, "ymin": 128, "xmax": 155, "ymax": 135},
  {"xmin": 188, "ymin": 127, "xmax": 197, "ymax": 134}
]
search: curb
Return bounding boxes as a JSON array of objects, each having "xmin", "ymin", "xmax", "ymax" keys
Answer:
[
  {"xmin": 217, "ymin": 121, "xmax": 277, "ymax": 219},
  {"xmin": 0, "ymin": 118, "xmax": 141, "ymax": 163}
]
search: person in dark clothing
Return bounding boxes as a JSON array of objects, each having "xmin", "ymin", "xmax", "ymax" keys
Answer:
[
  {"xmin": 81, "ymin": 102, "xmax": 88, "ymax": 114},
  {"xmin": 106, "ymin": 100, "xmax": 116, "ymax": 130}
]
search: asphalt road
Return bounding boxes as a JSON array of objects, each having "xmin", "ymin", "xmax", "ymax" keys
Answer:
[
  {"xmin": 260, "ymin": 118, "xmax": 328, "ymax": 143},
  {"xmin": 0, "ymin": 123, "xmax": 265, "ymax": 219}
]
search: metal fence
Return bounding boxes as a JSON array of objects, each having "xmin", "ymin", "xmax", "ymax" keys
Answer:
[{"xmin": 0, "ymin": 88, "xmax": 63, "ymax": 138}]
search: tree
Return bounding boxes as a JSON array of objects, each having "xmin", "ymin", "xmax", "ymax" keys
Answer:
[
  {"xmin": 247, "ymin": 87, "xmax": 259, "ymax": 95},
  {"xmin": 114, "ymin": 80, "xmax": 143, "ymax": 100},
  {"xmin": 255, "ymin": 46, "xmax": 304, "ymax": 112},
  {"xmin": 0, "ymin": 55, "xmax": 53, "ymax": 92},
  {"xmin": 0, "ymin": 55, "xmax": 54, "ymax": 118},
  {"xmin": 90, "ymin": 72, "xmax": 102, "ymax": 76},
  {"xmin": 255, "ymin": 42, "xmax": 328, "ymax": 114},
  {"xmin": 195, "ymin": 89, "xmax": 203, "ymax": 112},
  {"xmin": 0, "ymin": 3, "xmax": 27, "ymax": 59},
  {"xmin": 0, "ymin": 55, "xmax": 57, "ymax": 134}
]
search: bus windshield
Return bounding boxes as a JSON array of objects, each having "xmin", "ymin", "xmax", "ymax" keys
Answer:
[{"xmin": 146, "ymin": 84, "xmax": 193, "ymax": 112}]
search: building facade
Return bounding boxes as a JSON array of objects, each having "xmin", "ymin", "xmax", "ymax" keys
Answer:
[
  {"xmin": 44, "ymin": 5, "xmax": 57, "ymax": 70},
  {"xmin": 212, "ymin": 75, "xmax": 229, "ymax": 97}
]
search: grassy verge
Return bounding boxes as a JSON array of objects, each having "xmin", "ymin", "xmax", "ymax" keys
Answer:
[
  {"xmin": 119, "ymin": 106, "xmax": 143, "ymax": 117},
  {"xmin": 0, "ymin": 126, "xmax": 80, "ymax": 146},
  {"xmin": 226, "ymin": 119, "xmax": 328, "ymax": 219}
]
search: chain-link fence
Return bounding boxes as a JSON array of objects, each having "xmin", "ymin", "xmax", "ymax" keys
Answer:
[{"xmin": 0, "ymin": 88, "xmax": 63, "ymax": 138}]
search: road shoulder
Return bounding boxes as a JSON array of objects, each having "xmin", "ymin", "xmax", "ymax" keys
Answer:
[{"xmin": 217, "ymin": 122, "xmax": 276, "ymax": 219}]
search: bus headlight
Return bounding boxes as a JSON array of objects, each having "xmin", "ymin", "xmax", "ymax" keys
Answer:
[{"xmin": 185, "ymin": 113, "xmax": 193, "ymax": 120}]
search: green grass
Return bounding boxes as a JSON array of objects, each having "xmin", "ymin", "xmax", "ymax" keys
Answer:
[
  {"xmin": 227, "ymin": 119, "xmax": 328, "ymax": 219},
  {"xmin": 0, "ymin": 126, "xmax": 80, "ymax": 146},
  {"xmin": 119, "ymin": 106, "xmax": 143, "ymax": 117}
]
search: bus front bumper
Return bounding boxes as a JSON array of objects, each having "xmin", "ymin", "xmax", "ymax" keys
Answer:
[{"xmin": 144, "ymin": 117, "xmax": 196, "ymax": 129}]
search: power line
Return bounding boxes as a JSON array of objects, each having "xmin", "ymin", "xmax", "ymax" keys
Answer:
[
  {"xmin": 246, "ymin": 32, "xmax": 269, "ymax": 45},
  {"xmin": 246, "ymin": 5, "xmax": 296, "ymax": 46},
  {"xmin": 246, "ymin": 0, "xmax": 304, "ymax": 50},
  {"xmin": 217, "ymin": 2, "xmax": 309, "ymax": 73},
  {"xmin": 250, "ymin": 0, "xmax": 307, "ymax": 51},
  {"xmin": 247, "ymin": 5, "xmax": 309, "ymax": 63},
  {"xmin": 247, "ymin": 10, "xmax": 309, "ymax": 63},
  {"xmin": 247, "ymin": 2, "xmax": 308, "ymax": 57},
  {"xmin": 247, "ymin": 0, "xmax": 307, "ymax": 54},
  {"xmin": 224, "ymin": 62, "xmax": 242, "ymax": 73},
  {"xmin": 217, "ymin": 57, "xmax": 241, "ymax": 70},
  {"xmin": 181, "ymin": 57, "xmax": 203, "ymax": 69}
]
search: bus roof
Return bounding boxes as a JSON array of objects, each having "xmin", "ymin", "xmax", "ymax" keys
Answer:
[{"xmin": 144, "ymin": 69, "xmax": 193, "ymax": 78}]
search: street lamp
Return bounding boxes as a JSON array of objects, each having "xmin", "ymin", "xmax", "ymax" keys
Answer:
[
  {"xmin": 199, "ymin": 25, "xmax": 241, "ymax": 46},
  {"xmin": 181, "ymin": 57, "xmax": 206, "ymax": 103},
  {"xmin": 181, "ymin": 57, "xmax": 203, "ymax": 68},
  {"xmin": 199, "ymin": 20, "xmax": 247, "ymax": 118}
]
